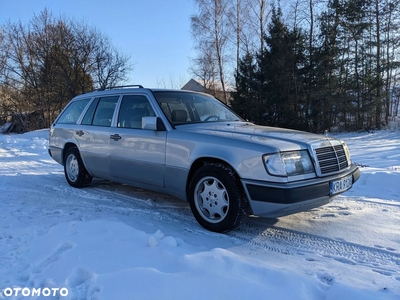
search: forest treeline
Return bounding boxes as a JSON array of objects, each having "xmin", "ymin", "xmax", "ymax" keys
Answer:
[
  {"xmin": 1, "ymin": 2, "xmax": 400, "ymax": 133},
  {"xmin": 191, "ymin": 0, "xmax": 400, "ymax": 132},
  {"xmin": 0, "ymin": 10, "xmax": 131, "ymax": 131}
]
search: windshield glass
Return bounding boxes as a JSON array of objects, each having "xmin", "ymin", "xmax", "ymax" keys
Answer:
[{"xmin": 153, "ymin": 91, "xmax": 243, "ymax": 125}]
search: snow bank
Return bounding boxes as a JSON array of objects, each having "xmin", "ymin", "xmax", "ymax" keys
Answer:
[{"xmin": 0, "ymin": 129, "xmax": 399, "ymax": 299}]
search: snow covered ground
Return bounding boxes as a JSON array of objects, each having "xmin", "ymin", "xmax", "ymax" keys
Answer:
[{"xmin": 0, "ymin": 129, "xmax": 399, "ymax": 300}]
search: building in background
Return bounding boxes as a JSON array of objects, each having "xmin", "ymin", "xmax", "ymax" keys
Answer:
[{"xmin": 181, "ymin": 79, "xmax": 234, "ymax": 104}]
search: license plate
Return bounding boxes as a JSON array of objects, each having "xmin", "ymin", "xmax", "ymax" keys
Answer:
[{"xmin": 330, "ymin": 175, "xmax": 353, "ymax": 196}]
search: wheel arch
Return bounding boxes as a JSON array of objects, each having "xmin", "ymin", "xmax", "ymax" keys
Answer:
[
  {"xmin": 62, "ymin": 142, "xmax": 92, "ymax": 177},
  {"xmin": 185, "ymin": 157, "xmax": 242, "ymax": 198},
  {"xmin": 62, "ymin": 142, "xmax": 78, "ymax": 165}
]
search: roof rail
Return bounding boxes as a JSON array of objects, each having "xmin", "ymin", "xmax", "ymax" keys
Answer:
[{"xmin": 91, "ymin": 85, "xmax": 144, "ymax": 92}]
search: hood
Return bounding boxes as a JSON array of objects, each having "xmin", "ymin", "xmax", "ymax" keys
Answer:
[{"xmin": 177, "ymin": 122, "xmax": 334, "ymax": 152}]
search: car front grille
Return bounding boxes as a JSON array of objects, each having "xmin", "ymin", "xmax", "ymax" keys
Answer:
[{"xmin": 310, "ymin": 141, "xmax": 350, "ymax": 176}]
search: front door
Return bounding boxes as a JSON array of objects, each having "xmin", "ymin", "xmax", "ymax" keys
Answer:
[{"xmin": 109, "ymin": 94, "xmax": 166, "ymax": 187}]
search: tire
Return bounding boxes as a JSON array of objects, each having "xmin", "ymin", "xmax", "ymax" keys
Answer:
[
  {"xmin": 64, "ymin": 147, "xmax": 92, "ymax": 188},
  {"xmin": 188, "ymin": 163, "xmax": 248, "ymax": 233}
]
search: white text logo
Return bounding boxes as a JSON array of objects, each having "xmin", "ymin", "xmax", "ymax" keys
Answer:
[{"xmin": 1, "ymin": 287, "xmax": 68, "ymax": 297}]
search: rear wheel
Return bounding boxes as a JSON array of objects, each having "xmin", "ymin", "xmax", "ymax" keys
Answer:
[
  {"xmin": 64, "ymin": 147, "xmax": 92, "ymax": 188},
  {"xmin": 188, "ymin": 163, "xmax": 248, "ymax": 233}
]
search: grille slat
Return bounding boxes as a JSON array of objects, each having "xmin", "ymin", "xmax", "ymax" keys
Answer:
[{"xmin": 314, "ymin": 144, "xmax": 349, "ymax": 175}]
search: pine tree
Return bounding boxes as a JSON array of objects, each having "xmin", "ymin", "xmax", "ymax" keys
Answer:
[
  {"xmin": 258, "ymin": 7, "xmax": 307, "ymax": 129},
  {"xmin": 231, "ymin": 52, "xmax": 262, "ymax": 122}
]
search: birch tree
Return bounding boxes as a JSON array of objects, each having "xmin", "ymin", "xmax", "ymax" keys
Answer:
[{"xmin": 191, "ymin": 0, "xmax": 232, "ymax": 103}]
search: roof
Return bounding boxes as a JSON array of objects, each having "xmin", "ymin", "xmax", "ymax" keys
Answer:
[{"xmin": 181, "ymin": 79, "xmax": 235, "ymax": 93}]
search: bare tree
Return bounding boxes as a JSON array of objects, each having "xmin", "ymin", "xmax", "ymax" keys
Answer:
[
  {"xmin": 155, "ymin": 74, "xmax": 189, "ymax": 89},
  {"xmin": 245, "ymin": 0, "xmax": 272, "ymax": 55},
  {"xmin": 382, "ymin": 0, "xmax": 400, "ymax": 121},
  {"xmin": 191, "ymin": 0, "xmax": 233, "ymax": 103},
  {"xmin": 0, "ymin": 9, "xmax": 133, "ymax": 130},
  {"xmin": 89, "ymin": 31, "xmax": 131, "ymax": 89},
  {"xmin": 226, "ymin": 0, "xmax": 245, "ymax": 77},
  {"xmin": 0, "ymin": 27, "xmax": 6, "ymax": 83},
  {"xmin": 190, "ymin": 41, "xmax": 219, "ymax": 90}
]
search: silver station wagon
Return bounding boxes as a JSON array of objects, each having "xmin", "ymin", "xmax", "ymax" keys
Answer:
[{"xmin": 49, "ymin": 86, "xmax": 360, "ymax": 232}]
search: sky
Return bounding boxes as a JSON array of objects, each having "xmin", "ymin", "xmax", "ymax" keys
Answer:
[{"xmin": 0, "ymin": 0, "xmax": 196, "ymax": 88}]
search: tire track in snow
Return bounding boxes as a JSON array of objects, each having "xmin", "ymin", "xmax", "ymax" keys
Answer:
[
  {"xmin": 232, "ymin": 220, "xmax": 400, "ymax": 275},
  {"xmin": 59, "ymin": 185, "xmax": 400, "ymax": 278},
  {"xmin": 334, "ymin": 197, "xmax": 400, "ymax": 211}
]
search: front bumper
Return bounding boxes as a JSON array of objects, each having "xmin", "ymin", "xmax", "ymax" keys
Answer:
[{"xmin": 242, "ymin": 165, "xmax": 360, "ymax": 218}]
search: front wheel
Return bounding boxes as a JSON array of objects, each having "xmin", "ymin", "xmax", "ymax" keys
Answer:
[
  {"xmin": 64, "ymin": 147, "xmax": 92, "ymax": 188},
  {"xmin": 188, "ymin": 163, "xmax": 248, "ymax": 233}
]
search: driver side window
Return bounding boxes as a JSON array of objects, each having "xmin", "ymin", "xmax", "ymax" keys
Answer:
[{"xmin": 117, "ymin": 95, "xmax": 155, "ymax": 129}]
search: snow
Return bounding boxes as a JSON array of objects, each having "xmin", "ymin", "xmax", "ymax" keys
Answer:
[{"xmin": 0, "ymin": 129, "xmax": 399, "ymax": 299}]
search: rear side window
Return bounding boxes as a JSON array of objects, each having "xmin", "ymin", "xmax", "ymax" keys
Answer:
[
  {"xmin": 81, "ymin": 98, "xmax": 99, "ymax": 125},
  {"xmin": 57, "ymin": 99, "xmax": 90, "ymax": 124},
  {"xmin": 92, "ymin": 96, "xmax": 119, "ymax": 127}
]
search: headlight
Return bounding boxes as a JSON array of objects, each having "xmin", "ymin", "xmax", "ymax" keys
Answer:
[
  {"xmin": 342, "ymin": 142, "xmax": 352, "ymax": 164},
  {"xmin": 263, "ymin": 151, "xmax": 315, "ymax": 176}
]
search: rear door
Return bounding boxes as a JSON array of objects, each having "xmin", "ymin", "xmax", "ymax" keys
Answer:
[
  {"xmin": 109, "ymin": 94, "xmax": 167, "ymax": 187},
  {"xmin": 77, "ymin": 95, "xmax": 119, "ymax": 179}
]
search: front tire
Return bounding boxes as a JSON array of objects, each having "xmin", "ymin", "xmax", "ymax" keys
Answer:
[
  {"xmin": 64, "ymin": 147, "xmax": 92, "ymax": 188},
  {"xmin": 188, "ymin": 163, "xmax": 248, "ymax": 233}
]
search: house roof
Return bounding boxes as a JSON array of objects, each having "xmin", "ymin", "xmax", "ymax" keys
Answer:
[{"xmin": 181, "ymin": 79, "xmax": 235, "ymax": 93}]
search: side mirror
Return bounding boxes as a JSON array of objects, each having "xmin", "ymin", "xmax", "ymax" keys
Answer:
[{"xmin": 142, "ymin": 116, "xmax": 166, "ymax": 131}]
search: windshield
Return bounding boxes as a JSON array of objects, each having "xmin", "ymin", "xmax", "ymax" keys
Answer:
[{"xmin": 152, "ymin": 91, "xmax": 243, "ymax": 125}]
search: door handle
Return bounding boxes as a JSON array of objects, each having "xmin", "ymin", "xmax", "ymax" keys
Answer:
[
  {"xmin": 76, "ymin": 130, "xmax": 84, "ymax": 136},
  {"xmin": 110, "ymin": 134, "xmax": 121, "ymax": 141}
]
